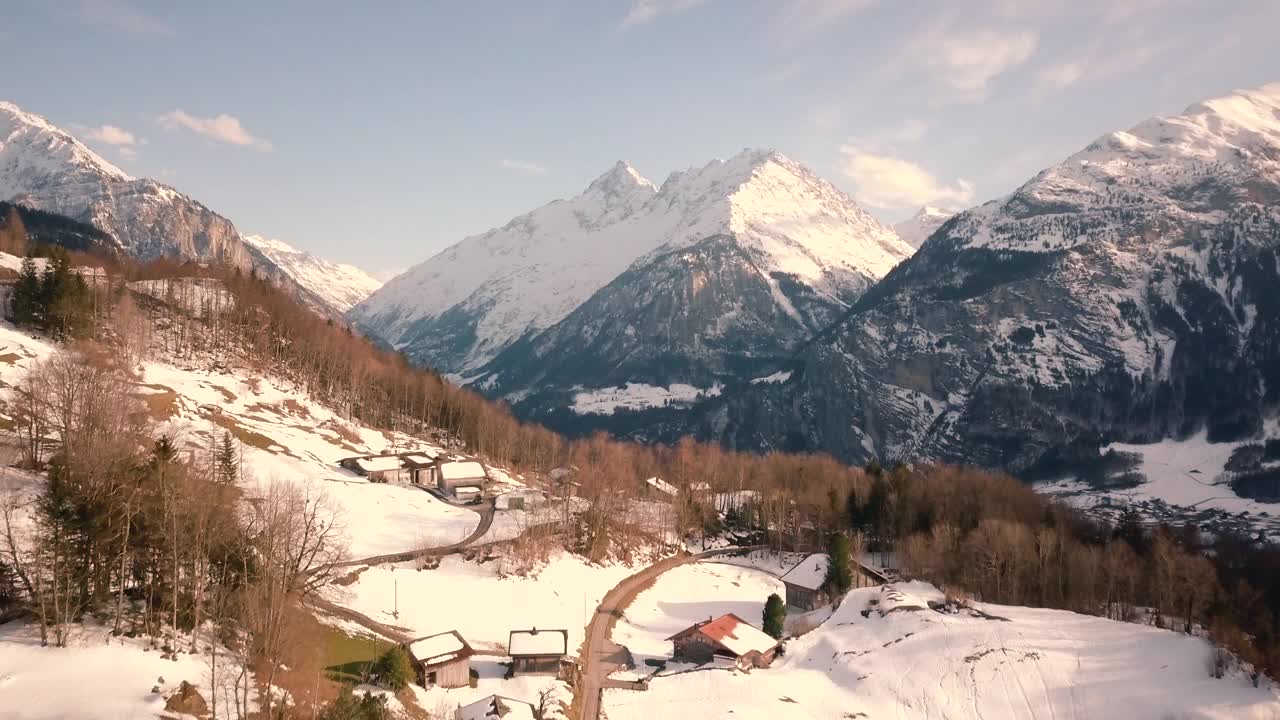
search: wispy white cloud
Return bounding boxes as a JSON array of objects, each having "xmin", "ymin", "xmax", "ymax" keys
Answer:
[
  {"xmin": 839, "ymin": 141, "xmax": 974, "ymax": 211},
  {"xmin": 1036, "ymin": 43, "xmax": 1161, "ymax": 92},
  {"xmin": 620, "ymin": 0, "xmax": 706, "ymax": 28},
  {"xmin": 85, "ymin": 124, "xmax": 140, "ymax": 147},
  {"xmin": 500, "ymin": 159, "xmax": 549, "ymax": 175},
  {"xmin": 75, "ymin": 0, "xmax": 174, "ymax": 36},
  {"xmin": 915, "ymin": 25, "xmax": 1039, "ymax": 97},
  {"xmin": 772, "ymin": 0, "xmax": 877, "ymax": 38},
  {"xmin": 157, "ymin": 110, "xmax": 273, "ymax": 151}
]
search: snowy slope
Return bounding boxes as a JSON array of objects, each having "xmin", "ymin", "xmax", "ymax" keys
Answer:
[
  {"xmin": 604, "ymin": 581, "xmax": 1280, "ymax": 720},
  {"xmin": 0, "ymin": 101, "xmax": 253, "ymax": 268},
  {"xmin": 243, "ymin": 234, "xmax": 382, "ymax": 313},
  {"xmin": 893, "ymin": 205, "xmax": 954, "ymax": 248},
  {"xmin": 350, "ymin": 149, "xmax": 913, "ymax": 374}
]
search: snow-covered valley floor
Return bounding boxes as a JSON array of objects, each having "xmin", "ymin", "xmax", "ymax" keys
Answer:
[{"xmin": 604, "ymin": 581, "xmax": 1280, "ymax": 720}]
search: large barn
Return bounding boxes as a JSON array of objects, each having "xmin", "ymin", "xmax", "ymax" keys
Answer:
[
  {"xmin": 405, "ymin": 630, "xmax": 473, "ymax": 688},
  {"xmin": 666, "ymin": 613, "xmax": 779, "ymax": 670}
]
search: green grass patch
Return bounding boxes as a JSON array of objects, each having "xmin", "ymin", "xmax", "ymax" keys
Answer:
[{"xmin": 321, "ymin": 625, "xmax": 395, "ymax": 684}]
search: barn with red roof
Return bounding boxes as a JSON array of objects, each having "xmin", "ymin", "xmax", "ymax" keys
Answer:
[{"xmin": 665, "ymin": 613, "xmax": 780, "ymax": 670}]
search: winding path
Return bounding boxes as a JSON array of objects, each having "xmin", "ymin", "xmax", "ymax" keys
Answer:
[{"xmin": 576, "ymin": 545, "xmax": 765, "ymax": 720}]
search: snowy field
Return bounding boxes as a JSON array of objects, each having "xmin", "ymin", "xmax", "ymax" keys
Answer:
[
  {"xmin": 0, "ymin": 621, "xmax": 238, "ymax": 720},
  {"xmin": 407, "ymin": 658, "xmax": 569, "ymax": 720},
  {"xmin": 604, "ymin": 581, "xmax": 1280, "ymax": 720},
  {"xmin": 329, "ymin": 552, "xmax": 634, "ymax": 655},
  {"xmin": 613, "ymin": 562, "xmax": 784, "ymax": 664},
  {"xmin": 570, "ymin": 382, "xmax": 722, "ymax": 415},
  {"xmin": 1038, "ymin": 427, "xmax": 1280, "ymax": 533}
]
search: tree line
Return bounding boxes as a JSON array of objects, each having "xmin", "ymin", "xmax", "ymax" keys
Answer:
[{"xmin": 0, "ymin": 241, "xmax": 1275, "ymax": 716}]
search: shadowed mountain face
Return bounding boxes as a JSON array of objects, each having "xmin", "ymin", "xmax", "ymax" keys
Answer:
[{"xmin": 692, "ymin": 83, "xmax": 1280, "ymax": 474}]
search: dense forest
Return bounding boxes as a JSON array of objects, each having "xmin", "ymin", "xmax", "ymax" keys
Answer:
[{"xmin": 0, "ymin": 229, "xmax": 1277, "ymax": 718}]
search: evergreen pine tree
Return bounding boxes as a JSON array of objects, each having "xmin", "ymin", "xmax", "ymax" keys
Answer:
[
  {"xmin": 825, "ymin": 532, "xmax": 854, "ymax": 597},
  {"xmin": 215, "ymin": 431, "xmax": 238, "ymax": 484},
  {"xmin": 762, "ymin": 593, "xmax": 786, "ymax": 639},
  {"xmin": 10, "ymin": 256, "xmax": 41, "ymax": 327},
  {"xmin": 371, "ymin": 645, "xmax": 413, "ymax": 691}
]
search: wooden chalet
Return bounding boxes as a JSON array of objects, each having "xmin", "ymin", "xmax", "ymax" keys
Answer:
[
  {"xmin": 782, "ymin": 553, "xmax": 890, "ymax": 611},
  {"xmin": 404, "ymin": 630, "xmax": 473, "ymax": 688},
  {"xmin": 666, "ymin": 613, "xmax": 779, "ymax": 670},
  {"xmin": 455, "ymin": 694, "xmax": 535, "ymax": 720},
  {"xmin": 401, "ymin": 450, "xmax": 441, "ymax": 485},
  {"xmin": 507, "ymin": 627, "xmax": 568, "ymax": 676}
]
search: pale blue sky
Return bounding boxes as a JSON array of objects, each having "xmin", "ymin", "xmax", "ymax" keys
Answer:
[{"xmin": 4, "ymin": 0, "xmax": 1278, "ymax": 273}]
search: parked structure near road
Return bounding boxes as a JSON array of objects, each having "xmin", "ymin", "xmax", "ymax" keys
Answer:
[
  {"xmin": 339, "ymin": 449, "xmax": 488, "ymax": 491},
  {"xmin": 455, "ymin": 694, "xmax": 535, "ymax": 720},
  {"xmin": 405, "ymin": 630, "xmax": 474, "ymax": 688},
  {"xmin": 666, "ymin": 613, "xmax": 779, "ymax": 670},
  {"xmin": 782, "ymin": 553, "xmax": 891, "ymax": 611},
  {"xmin": 508, "ymin": 627, "xmax": 568, "ymax": 676},
  {"xmin": 438, "ymin": 460, "xmax": 490, "ymax": 498}
]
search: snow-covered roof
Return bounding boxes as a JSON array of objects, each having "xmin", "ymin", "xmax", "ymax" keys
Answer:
[
  {"xmin": 644, "ymin": 476, "xmax": 678, "ymax": 496},
  {"xmin": 508, "ymin": 628, "xmax": 567, "ymax": 657},
  {"xmin": 456, "ymin": 695, "xmax": 535, "ymax": 720},
  {"xmin": 440, "ymin": 460, "xmax": 487, "ymax": 481},
  {"xmin": 407, "ymin": 630, "xmax": 470, "ymax": 666},
  {"xmin": 355, "ymin": 455, "xmax": 402, "ymax": 473},
  {"xmin": 673, "ymin": 614, "xmax": 778, "ymax": 657},
  {"xmin": 782, "ymin": 553, "xmax": 830, "ymax": 591},
  {"xmin": 401, "ymin": 452, "xmax": 437, "ymax": 466}
]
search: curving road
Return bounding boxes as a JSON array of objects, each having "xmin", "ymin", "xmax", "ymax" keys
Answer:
[{"xmin": 576, "ymin": 546, "xmax": 765, "ymax": 720}]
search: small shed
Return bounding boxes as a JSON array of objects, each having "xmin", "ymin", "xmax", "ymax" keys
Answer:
[
  {"xmin": 339, "ymin": 454, "xmax": 405, "ymax": 483},
  {"xmin": 402, "ymin": 451, "xmax": 440, "ymax": 485},
  {"xmin": 438, "ymin": 460, "xmax": 489, "ymax": 497},
  {"xmin": 495, "ymin": 489, "xmax": 545, "ymax": 511},
  {"xmin": 455, "ymin": 694, "xmax": 535, "ymax": 720},
  {"xmin": 508, "ymin": 627, "xmax": 568, "ymax": 676},
  {"xmin": 641, "ymin": 476, "xmax": 678, "ymax": 499},
  {"xmin": 781, "ymin": 553, "xmax": 831, "ymax": 611},
  {"xmin": 405, "ymin": 630, "xmax": 473, "ymax": 688},
  {"xmin": 666, "ymin": 613, "xmax": 779, "ymax": 670}
]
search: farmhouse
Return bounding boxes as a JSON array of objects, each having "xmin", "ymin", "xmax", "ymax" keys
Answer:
[
  {"xmin": 438, "ymin": 460, "xmax": 489, "ymax": 498},
  {"xmin": 405, "ymin": 630, "xmax": 473, "ymax": 688},
  {"xmin": 455, "ymin": 694, "xmax": 535, "ymax": 720},
  {"xmin": 508, "ymin": 627, "xmax": 568, "ymax": 676},
  {"xmin": 782, "ymin": 553, "xmax": 890, "ymax": 611},
  {"xmin": 666, "ymin": 613, "xmax": 779, "ymax": 670},
  {"xmin": 338, "ymin": 454, "xmax": 405, "ymax": 483}
]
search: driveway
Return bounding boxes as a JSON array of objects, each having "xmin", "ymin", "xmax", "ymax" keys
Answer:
[{"xmin": 576, "ymin": 546, "xmax": 764, "ymax": 720}]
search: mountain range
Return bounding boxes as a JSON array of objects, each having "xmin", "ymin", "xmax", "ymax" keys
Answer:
[
  {"xmin": 697, "ymin": 82, "xmax": 1280, "ymax": 476},
  {"xmin": 351, "ymin": 149, "xmax": 916, "ymax": 424},
  {"xmin": 0, "ymin": 102, "xmax": 380, "ymax": 316}
]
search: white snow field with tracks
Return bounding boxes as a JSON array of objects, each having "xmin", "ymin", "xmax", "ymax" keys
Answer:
[{"xmin": 603, "ymin": 581, "xmax": 1280, "ymax": 720}]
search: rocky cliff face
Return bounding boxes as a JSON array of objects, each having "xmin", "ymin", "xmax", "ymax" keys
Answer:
[{"xmin": 696, "ymin": 84, "xmax": 1280, "ymax": 474}]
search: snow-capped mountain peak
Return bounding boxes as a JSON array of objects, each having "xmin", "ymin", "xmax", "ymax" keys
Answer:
[
  {"xmin": 242, "ymin": 234, "xmax": 382, "ymax": 314},
  {"xmin": 586, "ymin": 160, "xmax": 656, "ymax": 200},
  {"xmin": 0, "ymin": 101, "xmax": 132, "ymax": 190},
  {"xmin": 351, "ymin": 149, "xmax": 914, "ymax": 375},
  {"xmin": 893, "ymin": 206, "xmax": 954, "ymax": 249}
]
